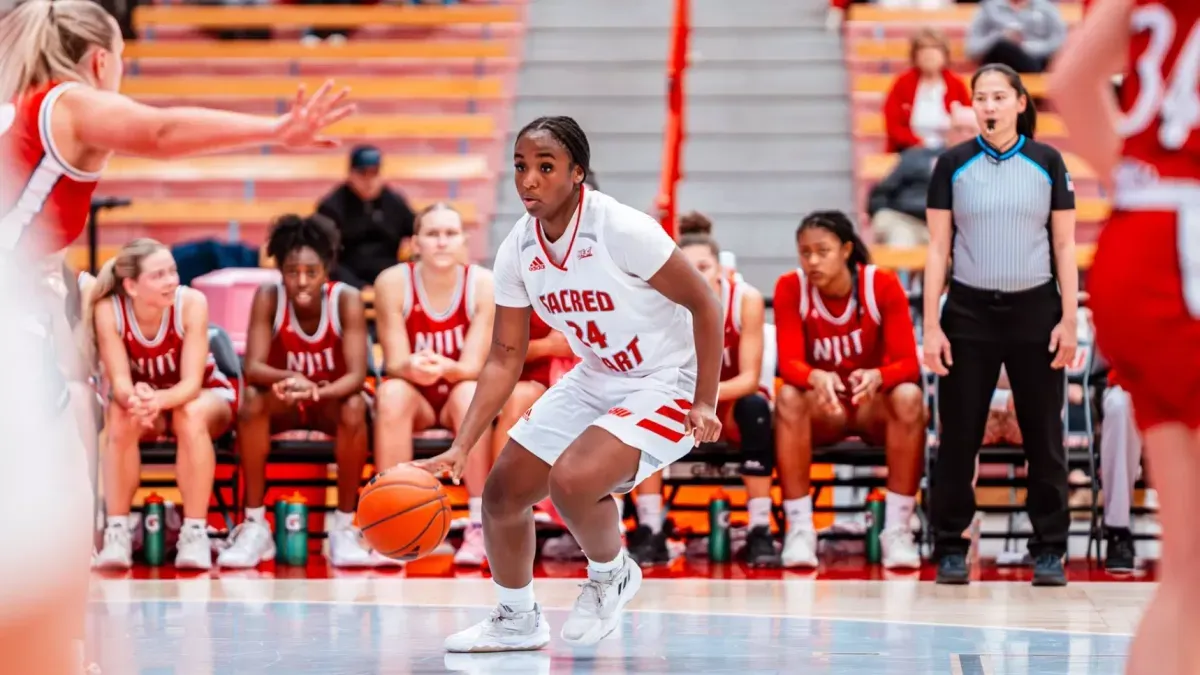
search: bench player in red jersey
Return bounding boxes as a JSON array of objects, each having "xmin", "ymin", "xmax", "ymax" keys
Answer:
[
  {"xmin": 217, "ymin": 215, "xmax": 388, "ymax": 569},
  {"xmin": 88, "ymin": 239, "xmax": 236, "ymax": 571},
  {"xmin": 1051, "ymin": 1, "xmax": 1200, "ymax": 671},
  {"xmin": 373, "ymin": 204, "xmax": 496, "ymax": 566},
  {"xmin": 772, "ymin": 211, "xmax": 927, "ymax": 570},
  {"xmin": 629, "ymin": 216, "xmax": 779, "ymax": 567}
]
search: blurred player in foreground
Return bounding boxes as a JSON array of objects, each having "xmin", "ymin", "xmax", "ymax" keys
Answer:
[{"xmin": 1051, "ymin": 0, "xmax": 1200, "ymax": 671}]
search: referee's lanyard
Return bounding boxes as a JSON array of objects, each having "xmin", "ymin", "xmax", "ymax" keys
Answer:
[{"xmin": 943, "ymin": 279, "xmax": 1061, "ymax": 344}]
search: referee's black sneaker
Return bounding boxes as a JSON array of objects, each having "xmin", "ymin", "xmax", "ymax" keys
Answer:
[
  {"xmin": 935, "ymin": 553, "xmax": 970, "ymax": 585},
  {"xmin": 743, "ymin": 526, "xmax": 781, "ymax": 568},
  {"xmin": 627, "ymin": 523, "xmax": 671, "ymax": 566},
  {"xmin": 1032, "ymin": 553, "xmax": 1068, "ymax": 587}
]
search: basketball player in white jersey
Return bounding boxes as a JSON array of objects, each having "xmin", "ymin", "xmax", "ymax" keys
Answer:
[{"xmin": 412, "ymin": 116, "xmax": 724, "ymax": 652}]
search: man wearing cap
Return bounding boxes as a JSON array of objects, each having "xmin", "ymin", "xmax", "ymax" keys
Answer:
[{"xmin": 316, "ymin": 145, "xmax": 417, "ymax": 288}]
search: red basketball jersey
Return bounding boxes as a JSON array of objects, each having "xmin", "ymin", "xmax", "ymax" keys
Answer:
[
  {"xmin": 1116, "ymin": 0, "xmax": 1200, "ymax": 185},
  {"xmin": 796, "ymin": 265, "xmax": 890, "ymax": 381},
  {"xmin": 0, "ymin": 82, "xmax": 101, "ymax": 254},
  {"xmin": 267, "ymin": 282, "xmax": 350, "ymax": 385},
  {"xmin": 402, "ymin": 262, "xmax": 477, "ymax": 361},
  {"xmin": 720, "ymin": 277, "xmax": 747, "ymax": 383},
  {"xmin": 112, "ymin": 287, "xmax": 230, "ymax": 394}
]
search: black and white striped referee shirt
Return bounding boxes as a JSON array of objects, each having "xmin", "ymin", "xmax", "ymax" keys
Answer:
[{"xmin": 927, "ymin": 135, "xmax": 1075, "ymax": 292}]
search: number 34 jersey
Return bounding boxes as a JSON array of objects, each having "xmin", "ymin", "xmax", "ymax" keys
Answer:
[{"xmin": 492, "ymin": 187, "xmax": 697, "ymax": 386}]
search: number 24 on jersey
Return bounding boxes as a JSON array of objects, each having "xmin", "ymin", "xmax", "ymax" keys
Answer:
[{"xmin": 564, "ymin": 319, "xmax": 646, "ymax": 373}]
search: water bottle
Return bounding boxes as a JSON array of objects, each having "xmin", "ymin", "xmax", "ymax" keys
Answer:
[
  {"xmin": 142, "ymin": 493, "xmax": 166, "ymax": 567},
  {"xmin": 707, "ymin": 489, "xmax": 731, "ymax": 563},
  {"xmin": 273, "ymin": 498, "xmax": 288, "ymax": 555},
  {"xmin": 865, "ymin": 490, "xmax": 886, "ymax": 564},
  {"xmin": 280, "ymin": 493, "xmax": 309, "ymax": 566}
]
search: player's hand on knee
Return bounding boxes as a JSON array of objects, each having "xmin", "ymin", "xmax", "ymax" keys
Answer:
[
  {"xmin": 848, "ymin": 369, "xmax": 882, "ymax": 406},
  {"xmin": 808, "ymin": 370, "xmax": 845, "ymax": 411},
  {"xmin": 411, "ymin": 446, "xmax": 468, "ymax": 485},
  {"xmin": 685, "ymin": 402, "xmax": 722, "ymax": 446}
]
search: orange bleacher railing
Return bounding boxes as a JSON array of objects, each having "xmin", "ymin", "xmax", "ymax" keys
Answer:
[{"xmin": 656, "ymin": 0, "xmax": 689, "ymax": 240}]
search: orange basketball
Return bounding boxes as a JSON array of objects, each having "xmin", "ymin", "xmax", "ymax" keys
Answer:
[{"xmin": 357, "ymin": 465, "xmax": 451, "ymax": 562}]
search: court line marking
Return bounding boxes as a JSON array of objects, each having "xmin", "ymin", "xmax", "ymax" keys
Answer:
[{"xmin": 93, "ymin": 594, "xmax": 1135, "ymax": 639}]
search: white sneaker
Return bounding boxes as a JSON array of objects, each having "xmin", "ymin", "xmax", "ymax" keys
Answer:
[
  {"xmin": 93, "ymin": 522, "xmax": 133, "ymax": 570},
  {"xmin": 328, "ymin": 527, "xmax": 374, "ymax": 568},
  {"xmin": 560, "ymin": 555, "xmax": 642, "ymax": 646},
  {"xmin": 454, "ymin": 524, "xmax": 487, "ymax": 567},
  {"xmin": 444, "ymin": 604, "xmax": 551, "ymax": 653},
  {"xmin": 174, "ymin": 524, "xmax": 212, "ymax": 570},
  {"xmin": 881, "ymin": 525, "xmax": 921, "ymax": 570},
  {"xmin": 216, "ymin": 520, "xmax": 275, "ymax": 569},
  {"xmin": 780, "ymin": 528, "xmax": 819, "ymax": 568},
  {"xmin": 369, "ymin": 549, "xmax": 406, "ymax": 568}
]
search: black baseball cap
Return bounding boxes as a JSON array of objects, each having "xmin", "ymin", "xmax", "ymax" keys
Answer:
[{"xmin": 349, "ymin": 145, "xmax": 382, "ymax": 170}]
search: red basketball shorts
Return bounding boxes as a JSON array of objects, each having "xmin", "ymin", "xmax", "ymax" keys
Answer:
[{"xmin": 1090, "ymin": 209, "xmax": 1200, "ymax": 430}]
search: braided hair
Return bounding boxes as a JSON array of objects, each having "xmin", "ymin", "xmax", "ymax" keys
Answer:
[
  {"xmin": 796, "ymin": 210, "xmax": 871, "ymax": 319},
  {"xmin": 266, "ymin": 213, "xmax": 340, "ymax": 269},
  {"xmin": 516, "ymin": 116, "xmax": 592, "ymax": 185}
]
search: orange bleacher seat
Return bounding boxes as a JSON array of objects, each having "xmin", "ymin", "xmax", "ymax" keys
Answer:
[
  {"xmin": 849, "ymin": 39, "xmax": 968, "ymax": 63},
  {"xmin": 102, "ymin": 154, "xmax": 488, "ymax": 182},
  {"xmin": 326, "ymin": 114, "xmax": 496, "ymax": 139},
  {"xmin": 870, "ymin": 244, "xmax": 1097, "ymax": 271},
  {"xmin": 134, "ymin": 4, "xmax": 519, "ymax": 30},
  {"xmin": 122, "ymin": 76, "xmax": 504, "ymax": 101},
  {"xmin": 852, "ymin": 72, "xmax": 1047, "ymax": 99},
  {"xmin": 104, "ymin": 199, "xmax": 478, "ymax": 227},
  {"xmin": 858, "ymin": 151, "xmax": 1096, "ymax": 182},
  {"xmin": 854, "ymin": 111, "xmax": 1064, "ymax": 139},
  {"xmin": 124, "ymin": 40, "xmax": 509, "ymax": 61},
  {"xmin": 847, "ymin": 3, "xmax": 1082, "ymax": 24}
]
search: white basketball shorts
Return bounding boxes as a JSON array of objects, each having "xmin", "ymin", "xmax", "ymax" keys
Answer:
[{"xmin": 507, "ymin": 365, "xmax": 696, "ymax": 493}]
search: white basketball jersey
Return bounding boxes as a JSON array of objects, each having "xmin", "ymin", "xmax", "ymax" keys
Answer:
[{"xmin": 494, "ymin": 188, "xmax": 697, "ymax": 385}]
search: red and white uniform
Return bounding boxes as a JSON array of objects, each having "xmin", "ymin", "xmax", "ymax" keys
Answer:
[
  {"xmin": 492, "ymin": 187, "xmax": 698, "ymax": 493},
  {"xmin": 112, "ymin": 287, "xmax": 236, "ymax": 408},
  {"xmin": 399, "ymin": 262, "xmax": 479, "ymax": 414},
  {"xmin": 1089, "ymin": 0, "xmax": 1200, "ymax": 429},
  {"xmin": 521, "ymin": 311, "xmax": 557, "ymax": 388},
  {"xmin": 267, "ymin": 281, "xmax": 355, "ymax": 389},
  {"xmin": 774, "ymin": 264, "xmax": 921, "ymax": 411},
  {"xmin": 0, "ymin": 82, "xmax": 101, "ymax": 255}
]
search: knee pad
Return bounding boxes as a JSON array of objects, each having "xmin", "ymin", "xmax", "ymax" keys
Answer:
[{"xmin": 732, "ymin": 394, "xmax": 775, "ymax": 477}]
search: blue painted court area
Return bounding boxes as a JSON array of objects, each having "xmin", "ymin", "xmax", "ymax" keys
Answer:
[{"xmin": 87, "ymin": 599, "xmax": 1130, "ymax": 674}]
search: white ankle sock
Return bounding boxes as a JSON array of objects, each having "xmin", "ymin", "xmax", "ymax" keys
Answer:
[
  {"xmin": 245, "ymin": 506, "xmax": 266, "ymax": 523},
  {"xmin": 183, "ymin": 518, "xmax": 206, "ymax": 532},
  {"xmin": 636, "ymin": 494, "xmax": 663, "ymax": 534},
  {"xmin": 106, "ymin": 516, "xmax": 129, "ymax": 530},
  {"xmin": 783, "ymin": 496, "xmax": 813, "ymax": 532},
  {"xmin": 587, "ymin": 550, "xmax": 624, "ymax": 577},
  {"xmin": 885, "ymin": 493, "xmax": 916, "ymax": 531},
  {"xmin": 468, "ymin": 497, "xmax": 483, "ymax": 525},
  {"xmin": 494, "ymin": 580, "xmax": 536, "ymax": 613},
  {"xmin": 333, "ymin": 510, "xmax": 354, "ymax": 530},
  {"xmin": 747, "ymin": 497, "xmax": 773, "ymax": 528}
]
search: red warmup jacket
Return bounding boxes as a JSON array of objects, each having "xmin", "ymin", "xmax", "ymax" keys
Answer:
[
  {"xmin": 883, "ymin": 68, "xmax": 971, "ymax": 153},
  {"xmin": 774, "ymin": 266, "xmax": 921, "ymax": 391}
]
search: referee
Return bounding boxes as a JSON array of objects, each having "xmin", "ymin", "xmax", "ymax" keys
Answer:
[{"xmin": 922, "ymin": 64, "xmax": 1078, "ymax": 587}]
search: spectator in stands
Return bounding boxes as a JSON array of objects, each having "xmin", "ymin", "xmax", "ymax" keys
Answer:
[
  {"xmin": 218, "ymin": 215, "xmax": 392, "ymax": 569},
  {"xmin": 373, "ymin": 204, "xmax": 496, "ymax": 567},
  {"xmin": 882, "ymin": 29, "xmax": 971, "ymax": 153},
  {"xmin": 316, "ymin": 145, "xmax": 417, "ymax": 289},
  {"xmin": 630, "ymin": 215, "xmax": 779, "ymax": 567},
  {"xmin": 868, "ymin": 106, "xmax": 979, "ymax": 246},
  {"xmin": 90, "ymin": 239, "xmax": 237, "ymax": 571},
  {"xmin": 773, "ymin": 211, "xmax": 926, "ymax": 570},
  {"xmin": 965, "ymin": 0, "xmax": 1066, "ymax": 73}
]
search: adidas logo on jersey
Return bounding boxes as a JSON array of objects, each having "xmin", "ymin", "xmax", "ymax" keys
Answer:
[{"xmin": 529, "ymin": 257, "xmax": 545, "ymax": 272}]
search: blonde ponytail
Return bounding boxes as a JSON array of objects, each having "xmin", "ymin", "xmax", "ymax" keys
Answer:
[{"xmin": 0, "ymin": 0, "xmax": 117, "ymax": 104}]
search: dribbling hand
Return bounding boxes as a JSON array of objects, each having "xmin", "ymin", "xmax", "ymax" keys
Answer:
[
  {"xmin": 273, "ymin": 80, "xmax": 356, "ymax": 149},
  {"xmin": 411, "ymin": 445, "xmax": 468, "ymax": 485},
  {"xmin": 684, "ymin": 402, "xmax": 722, "ymax": 446}
]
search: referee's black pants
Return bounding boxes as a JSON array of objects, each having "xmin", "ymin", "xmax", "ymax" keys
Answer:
[{"xmin": 931, "ymin": 280, "xmax": 1069, "ymax": 560}]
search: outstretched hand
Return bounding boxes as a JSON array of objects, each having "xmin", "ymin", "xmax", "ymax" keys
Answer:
[{"xmin": 273, "ymin": 80, "xmax": 356, "ymax": 149}]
